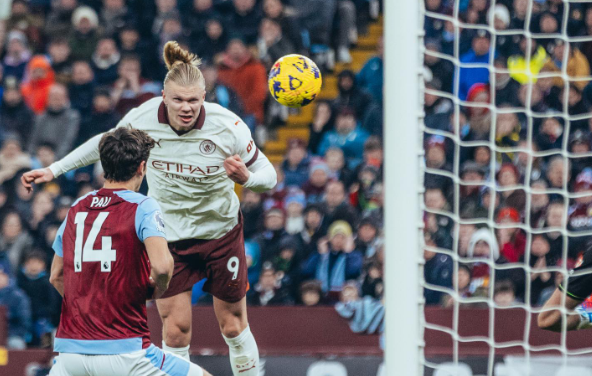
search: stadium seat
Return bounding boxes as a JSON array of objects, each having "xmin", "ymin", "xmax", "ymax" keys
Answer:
[
  {"xmin": 306, "ymin": 361, "xmax": 348, "ymax": 376},
  {"xmin": 433, "ymin": 362, "xmax": 473, "ymax": 376}
]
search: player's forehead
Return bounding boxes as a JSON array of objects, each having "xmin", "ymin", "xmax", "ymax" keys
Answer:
[{"xmin": 165, "ymin": 81, "xmax": 204, "ymax": 100}]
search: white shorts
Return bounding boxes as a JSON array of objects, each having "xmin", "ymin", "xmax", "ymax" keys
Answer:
[{"xmin": 49, "ymin": 344, "xmax": 203, "ymax": 376}]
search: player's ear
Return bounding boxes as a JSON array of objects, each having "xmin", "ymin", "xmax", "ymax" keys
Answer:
[{"xmin": 137, "ymin": 161, "xmax": 147, "ymax": 176}]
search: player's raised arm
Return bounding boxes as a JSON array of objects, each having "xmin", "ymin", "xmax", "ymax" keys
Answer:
[{"xmin": 21, "ymin": 109, "xmax": 138, "ymax": 192}]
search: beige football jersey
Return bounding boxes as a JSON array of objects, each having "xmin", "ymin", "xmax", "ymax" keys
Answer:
[{"xmin": 114, "ymin": 97, "xmax": 259, "ymax": 241}]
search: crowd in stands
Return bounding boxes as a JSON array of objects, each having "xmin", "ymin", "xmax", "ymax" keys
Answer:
[
  {"xmin": 424, "ymin": 0, "xmax": 592, "ymax": 308},
  {"xmin": 0, "ymin": 0, "xmax": 384, "ymax": 348}
]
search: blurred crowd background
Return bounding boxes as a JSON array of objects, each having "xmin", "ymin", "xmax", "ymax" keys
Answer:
[
  {"xmin": 424, "ymin": 0, "xmax": 592, "ymax": 311},
  {"xmin": 0, "ymin": 0, "xmax": 385, "ymax": 349}
]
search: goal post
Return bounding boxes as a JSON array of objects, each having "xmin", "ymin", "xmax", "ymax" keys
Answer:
[{"xmin": 384, "ymin": 0, "xmax": 423, "ymax": 375}]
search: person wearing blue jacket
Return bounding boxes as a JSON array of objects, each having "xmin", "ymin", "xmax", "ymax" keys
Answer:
[
  {"xmin": 0, "ymin": 264, "xmax": 32, "ymax": 349},
  {"xmin": 318, "ymin": 107, "xmax": 369, "ymax": 169},
  {"xmin": 457, "ymin": 30, "xmax": 494, "ymax": 101},
  {"xmin": 301, "ymin": 220, "xmax": 363, "ymax": 301},
  {"xmin": 357, "ymin": 37, "xmax": 383, "ymax": 104}
]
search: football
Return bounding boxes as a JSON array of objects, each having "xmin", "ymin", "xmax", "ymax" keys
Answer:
[{"xmin": 268, "ymin": 54, "xmax": 322, "ymax": 108}]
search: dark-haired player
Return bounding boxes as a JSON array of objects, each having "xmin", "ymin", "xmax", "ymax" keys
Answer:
[{"xmin": 49, "ymin": 128, "xmax": 211, "ymax": 376}]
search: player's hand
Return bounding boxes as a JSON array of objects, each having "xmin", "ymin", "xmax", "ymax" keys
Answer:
[
  {"xmin": 224, "ymin": 154, "xmax": 250, "ymax": 185},
  {"xmin": 21, "ymin": 168, "xmax": 54, "ymax": 193}
]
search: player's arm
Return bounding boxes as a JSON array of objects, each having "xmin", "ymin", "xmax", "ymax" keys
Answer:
[
  {"xmin": 145, "ymin": 236, "xmax": 174, "ymax": 299},
  {"xmin": 49, "ymin": 255, "xmax": 65, "ymax": 297},
  {"xmin": 136, "ymin": 198, "xmax": 170, "ymax": 299},
  {"xmin": 21, "ymin": 111, "xmax": 136, "ymax": 191},
  {"xmin": 50, "ymin": 215, "xmax": 67, "ymax": 296},
  {"xmin": 225, "ymin": 121, "xmax": 277, "ymax": 192}
]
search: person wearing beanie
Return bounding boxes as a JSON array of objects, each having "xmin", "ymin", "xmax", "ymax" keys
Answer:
[
  {"xmin": 284, "ymin": 188, "xmax": 306, "ymax": 235},
  {"xmin": 302, "ymin": 160, "xmax": 331, "ymax": 203},
  {"xmin": 496, "ymin": 207, "xmax": 526, "ymax": 263},
  {"xmin": 301, "ymin": 220, "xmax": 363, "ymax": 302},
  {"xmin": 332, "ymin": 70, "xmax": 373, "ymax": 119},
  {"xmin": 68, "ymin": 5, "xmax": 101, "ymax": 61}
]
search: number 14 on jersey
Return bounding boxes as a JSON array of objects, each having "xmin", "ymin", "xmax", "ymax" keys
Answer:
[{"xmin": 74, "ymin": 212, "xmax": 117, "ymax": 272}]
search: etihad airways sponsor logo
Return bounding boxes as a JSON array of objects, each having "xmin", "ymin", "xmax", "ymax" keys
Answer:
[{"xmin": 151, "ymin": 160, "xmax": 221, "ymax": 175}]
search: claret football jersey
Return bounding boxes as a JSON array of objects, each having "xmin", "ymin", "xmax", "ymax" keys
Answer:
[{"xmin": 53, "ymin": 188, "xmax": 165, "ymax": 355}]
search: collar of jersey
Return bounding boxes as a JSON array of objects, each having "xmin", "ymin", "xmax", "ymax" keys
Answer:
[{"xmin": 157, "ymin": 101, "xmax": 206, "ymax": 136}]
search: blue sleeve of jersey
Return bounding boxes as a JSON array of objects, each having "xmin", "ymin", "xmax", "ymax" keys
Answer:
[
  {"xmin": 135, "ymin": 197, "xmax": 166, "ymax": 242},
  {"xmin": 52, "ymin": 215, "xmax": 68, "ymax": 257}
]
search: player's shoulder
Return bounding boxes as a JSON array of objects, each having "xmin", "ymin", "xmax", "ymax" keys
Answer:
[
  {"xmin": 203, "ymin": 101, "xmax": 243, "ymax": 131},
  {"xmin": 113, "ymin": 190, "xmax": 152, "ymax": 206},
  {"xmin": 70, "ymin": 190, "xmax": 99, "ymax": 209}
]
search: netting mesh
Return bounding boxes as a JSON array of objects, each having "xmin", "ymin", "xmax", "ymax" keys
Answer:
[{"xmin": 420, "ymin": 1, "xmax": 592, "ymax": 375}]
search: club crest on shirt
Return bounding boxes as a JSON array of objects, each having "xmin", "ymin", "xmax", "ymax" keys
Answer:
[
  {"xmin": 154, "ymin": 211, "xmax": 165, "ymax": 233},
  {"xmin": 199, "ymin": 140, "xmax": 216, "ymax": 155}
]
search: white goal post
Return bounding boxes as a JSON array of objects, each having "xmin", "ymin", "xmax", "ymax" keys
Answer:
[{"xmin": 385, "ymin": 0, "xmax": 423, "ymax": 376}]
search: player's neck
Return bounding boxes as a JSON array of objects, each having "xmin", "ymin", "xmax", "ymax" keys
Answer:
[{"xmin": 103, "ymin": 180, "xmax": 137, "ymax": 192}]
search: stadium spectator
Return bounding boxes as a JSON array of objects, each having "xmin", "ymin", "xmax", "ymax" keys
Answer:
[
  {"xmin": 332, "ymin": 70, "xmax": 373, "ymax": 120},
  {"xmin": 69, "ymin": 6, "xmax": 101, "ymax": 62},
  {"xmin": 302, "ymin": 161, "xmax": 330, "ymax": 204},
  {"xmin": 258, "ymin": 207, "xmax": 288, "ymax": 263},
  {"xmin": 248, "ymin": 262, "xmax": 294, "ymax": 306},
  {"xmin": 2, "ymin": 30, "xmax": 31, "ymax": 81},
  {"xmin": 295, "ymin": 204, "xmax": 327, "ymax": 260},
  {"xmin": 424, "ymin": 233, "xmax": 452, "ymax": 305},
  {"xmin": 496, "ymin": 207, "xmax": 526, "ymax": 263},
  {"xmin": 16, "ymin": 251, "xmax": 59, "ymax": 347},
  {"xmin": 183, "ymin": 0, "xmax": 218, "ymax": 37},
  {"xmin": 493, "ymin": 57, "xmax": 521, "ymax": 106},
  {"xmin": 28, "ymin": 83, "xmax": 80, "ymax": 159},
  {"xmin": 323, "ymin": 180, "xmax": 358, "ymax": 228},
  {"xmin": 257, "ymin": 18, "xmax": 295, "ymax": 69},
  {"xmin": 493, "ymin": 281, "xmax": 519, "ymax": 307},
  {"xmin": 318, "ymin": 107, "xmax": 369, "ymax": 168},
  {"xmin": 6, "ymin": 1, "xmax": 43, "ymax": 52},
  {"xmin": 0, "ymin": 135, "xmax": 32, "ymax": 186},
  {"xmin": 301, "ymin": 220, "xmax": 363, "ymax": 300},
  {"xmin": 153, "ymin": 0, "xmax": 180, "ymax": 36},
  {"xmin": 0, "ymin": 264, "xmax": 32, "ymax": 349},
  {"xmin": 293, "ymin": 0, "xmax": 336, "ymax": 47},
  {"xmin": 100, "ymin": 0, "xmax": 134, "ymax": 37},
  {"xmin": 241, "ymin": 189, "xmax": 264, "ymax": 240},
  {"xmin": 111, "ymin": 55, "xmax": 159, "ymax": 116},
  {"xmin": 299, "ymin": 280, "xmax": 324, "ymax": 306},
  {"xmin": 356, "ymin": 37, "xmax": 384, "ymax": 103},
  {"xmin": 201, "ymin": 64, "xmax": 249, "ymax": 122},
  {"xmin": 325, "ymin": 147, "xmax": 353, "ymax": 187},
  {"xmin": 192, "ymin": 17, "xmax": 229, "ymax": 64},
  {"xmin": 262, "ymin": 0, "xmax": 305, "ymax": 53},
  {"xmin": 47, "ymin": 39, "xmax": 73, "ymax": 83},
  {"xmin": 457, "ymin": 30, "xmax": 492, "ymax": 101},
  {"xmin": 217, "ymin": 38, "xmax": 268, "ymax": 124},
  {"xmin": 282, "ymin": 139, "xmax": 310, "ymax": 188},
  {"xmin": 0, "ymin": 79, "xmax": 35, "ymax": 143},
  {"xmin": 20, "ymin": 55, "xmax": 55, "ymax": 115},
  {"xmin": 284, "ymin": 189, "xmax": 306, "ymax": 235},
  {"xmin": 308, "ymin": 100, "xmax": 335, "ymax": 155},
  {"xmin": 0, "ymin": 212, "xmax": 34, "ymax": 274},
  {"xmin": 424, "ymin": 38, "xmax": 453, "ymax": 95},
  {"xmin": 229, "ymin": 0, "xmax": 264, "ymax": 45},
  {"xmin": 76, "ymin": 89, "xmax": 119, "ymax": 148},
  {"xmin": 69, "ymin": 61, "xmax": 96, "ymax": 115},
  {"xmin": 44, "ymin": 0, "xmax": 78, "ymax": 41},
  {"xmin": 91, "ymin": 37, "xmax": 121, "ymax": 85},
  {"xmin": 334, "ymin": 0, "xmax": 357, "ymax": 63},
  {"xmin": 545, "ymin": 39, "xmax": 591, "ymax": 91}
]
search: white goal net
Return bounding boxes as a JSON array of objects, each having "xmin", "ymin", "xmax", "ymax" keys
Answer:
[{"xmin": 417, "ymin": 0, "xmax": 592, "ymax": 375}]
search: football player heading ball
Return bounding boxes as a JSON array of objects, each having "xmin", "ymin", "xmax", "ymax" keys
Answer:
[{"xmin": 23, "ymin": 41, "xmax": 277, "ymax": 376}]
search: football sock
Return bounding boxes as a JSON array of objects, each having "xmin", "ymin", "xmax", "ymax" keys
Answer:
[
  {"xmin": 163, "ymin": 341, "xmax": 191, "ymax": 361},
  {"xmin": 223, "ymin": 325, "xmax": 260, "ymax": 376}
]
